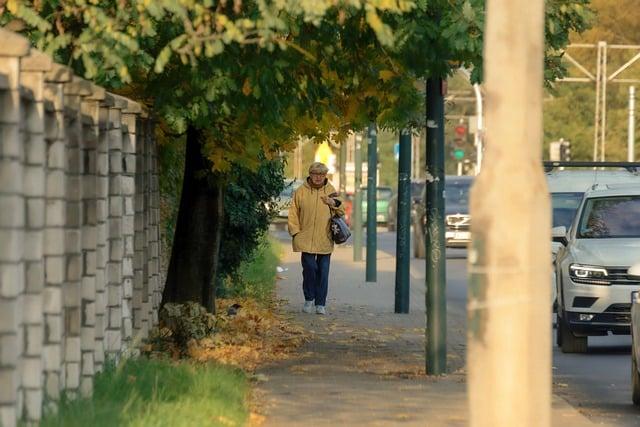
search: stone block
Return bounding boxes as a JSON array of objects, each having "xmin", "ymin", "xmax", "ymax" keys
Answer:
[
  {"xmin": 122, "ymin": 216, "xmax": 134, "ymax": 237},
  {"xmin": 122, "ymin": 278, "xmax": 133, "ymax": 299},
  {"xmin": 82, "ymin": 227, "xmax": 97, "ymax": 250},
  {"xmin": 43, "ymin": 287, "xmax": 62, "ymax": 314},
  {"xmin": 45, "ymin": 256, "xmax": 65, "ymax": 284},
  {"xmin": 26, "ymin": 198, "xmax": 46, "ymax": 229},
  {"xmin": 0, "ymin": 124, "xmax": 20, "ymax": 158},
  {"xmin": 25, "ymin": 134, "xmax": 46, "ymax": 165},
  {"xmin": 23, "ymin": 294, "xmax": 43, "ymax": 324},
  {"xmin": 82, "ymin": 301, "xmax": 95, "ymax": 326},
  {"xmin": 0, "ymin": 230, "xmax": 24, "ymax": 262},
  {"xmin": 0, "ymin": 195, "xmax": 24, "ymax": 228},
  {"xmin": 81, "ymin": 351, "xmax": 94, "ymax": 376},
  {"xmin": 94, "ymin": 270, "xmax": 105, "ymax": 292},
  {"xmin": 45, "ymin": 199, "xmax": 66, "ymax": 227},
  {"xmin": 123, "ymin": 154, "xmax": 136, "ymax": 173},
  {"xmin": 96, "ymin": 153, "xmax": 109, "ymax": 175},
  {"xmin": 24, "ymin": 389, "xmax": 43, "ymax": 421},
  {"xmin": 109, "ymin": 239, "xmax": 123, "ymax": 261},
  {"xmin": 108, "ymin": 153, "xmax": 122, "ymax": 173},
  {"xmin": 65, "ymin": 336, "xmax": 81, "ymax": 362},
  {"xmin": 0, "ymin": 334, "xmax": 18, "ymax": 366},
  {"xmin": 44, "ymin": 229, "xmax": 65, "ymax": 257},
  {"xmin": 44, "ymin": 372, "xmax": 60, "ymax": 401},
  {"xmin": 65, "ymin": 229, "xmax": 81, "ymax": 253},
  {"xmin": 108, "ymin": 196, "xmax": 122, "ymax": 217},
  {"xmin": 21, "ymin": 357, "xmax": 42, "ymax": 388},
  {"xmin": 124, "ymin": 197, "xmax": 134, "ymax": 216},
  {"xmin": 47, "ymin": 141, "xmax": 66, "ymax": 170},
  {"xmin": 25, "ymin": 325, "xmax": 44, "ymax": 357},
  {"xmin": 0, "ymin": 159, "xmax": 22, "ymax": 194},
  {"xmin": 24, "ymin": 231, "xmax": 44, "ymax": 261},
  {"xmin": 65, "ymin": 362, "xmax": 80, "ymax": 389},
  {"xmin": 122, "ymin": 317, "xmax": 132, "ymax": 339},
  {"xmin": 66, "ymin": 200, "xmax": 82, "ymax": 228},
  {"xmin": 0, "ymin": 299, "xmax": 19, "ymax": 333},
  {"xmin": 81, "ymin": 327, "xmax": 95, "ymax": 352},
  {"xmin": 121, "ymin": 176, "xmax": 135, "ymax": 196},
  {"xmin": 0, "ymin": 405, "xmax": 17, "ymax": 427},
  {"xmin": 83, "ymin": 251, "xmax": 97, "ymax": 276},
  {"xmin": 107, "ymin": 285, "xmax": 122, "ymax": 307},
  {"xmin": 83, "ymin": 200, "xmax": 97, "ymax": 225},
  {"xmin": 0, "ymin": 264, "xmax": 23, "ymax": 298},
  {"xmin": 66, "ymin": 148, "xmax": 82, "ymax": 174},
  {"xmin": 106, "ymin": 262, "xmax": 121, "ymax": 283},
  {"xmin": 95, "ymin": 291, "xmax": 106, "ymax": 312},
  {"xmin": 42, "ymin": 344, "xmax": 61, "ymax": 370},
  {"xmin": 122, "ymin": 258, "xmax": 133, "ymax": 278},
  {"xmin": 23, "ymin": 166, "xmax": 45, "ymax": 197},
  {"xmin": 108, "ymin": 176, "xmax": 122, "ymax": 195},
  {"xmin": 25, "ymin": 261, "xmax": 44, "ymax": 293},
  {"xmin": 108, "ymin": 307, "xmax": 122, "ymax": 329},
  {"xmin": 66, "ymin": 255, "xmax": 82, "ymax": 282},
  {"xmin": 0, "ymin": 368, "xmax": 18, "ymax": 403},
  {"xmin": 104, "ymin": 330, "xmax": 121, "ymax": 352},
  {"xmin": 46, "ymin": 169, "xmax": 66, "ymax": 198},
  {"xmin": 44, "ymin": 314, "xmax": 62, "ymax": 343}
]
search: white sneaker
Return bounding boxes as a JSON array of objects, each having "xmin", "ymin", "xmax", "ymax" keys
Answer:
[
  {"xmin": 315, "ymin": 305, "xmax": 326, "ymax": 315},
  {"xmin": 303, "ymin": 301, "xmax": 314, "ymax": 313}
]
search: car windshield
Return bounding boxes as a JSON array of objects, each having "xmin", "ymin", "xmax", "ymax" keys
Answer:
[
  {"xmin": 445, "ymin": 182, "xmax": 471, "ymax": 206},
  {"xmin": 577, "ymin": 196, "xmax": 640, "ymax": 238},
  {"xmin": 279, "ymin": 180, "xmax": 302, "ymax": 199},
  {"xmin": 411, "ymin": 182, "xmax": 425, "ymax": 198},
  {"xmin": 551, "ymin": 192, "xmax": 583, "ymax": 228}
]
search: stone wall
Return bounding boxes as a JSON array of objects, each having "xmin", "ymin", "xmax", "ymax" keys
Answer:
[{"xmin": 0, "ymin": 29, "xmax": 162, "ymax": 427}]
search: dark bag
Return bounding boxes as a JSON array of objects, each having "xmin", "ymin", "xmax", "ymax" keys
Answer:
[{"xmin": 330, "ymin": 214, "xmax": 351, "ymax": 244}]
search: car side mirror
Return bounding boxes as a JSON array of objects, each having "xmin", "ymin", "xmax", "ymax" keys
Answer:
[
  {"xmin": 551, "ymin": 226, "xmax": 568, "ymax": 246},
  {"xmin": 628, "ymin": 263, "xmax": 640, "ymax": 281}
]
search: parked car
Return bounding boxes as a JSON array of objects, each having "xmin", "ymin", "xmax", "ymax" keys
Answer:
[
  {"xmin": 554, "ymin": 183, "xmax": 640, "ymax": 353},
  {"xmin": 387, "ymin": 180, "xmax": 425, "ymax": 232},
  {"xmin": 629, "ymin": 263, "xmax": 640, "ymax": 405},
  {"xmin": 361, "ymin": 186, "xmax": 394, "ymax": 226},
  {"xmin": 547, "ymin": 169, "xmax": 640, "ymax": 309},
  {"xmin": 271, "ymin": 179, "xmax": 304, "ymax": 229},
  {"xmin": 412, "ymin": 176, "xmax": 473, "ymax": 258}
]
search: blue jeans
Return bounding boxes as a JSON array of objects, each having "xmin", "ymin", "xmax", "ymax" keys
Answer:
[{"xmin": 301, "ymin": 252, "xmax": 331, "ymax": 306}]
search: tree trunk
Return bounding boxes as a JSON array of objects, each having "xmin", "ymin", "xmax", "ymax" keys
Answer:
[{"xmin": 162, "ymin": 125, "xmax": 223, "ymax": 313}]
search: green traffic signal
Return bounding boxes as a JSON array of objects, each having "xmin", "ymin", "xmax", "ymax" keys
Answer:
[{"xmin": 454, "ymin": 149, "xmax": 464, "ymax": 160}]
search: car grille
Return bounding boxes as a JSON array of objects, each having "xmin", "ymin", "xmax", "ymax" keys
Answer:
[
  {"xmin": 446, "ymin": 214, "xmax": 470, "ymax": 230},
  {"xmin": 605, "ymin": 268, "xmax": 640, "ymax": 285}
]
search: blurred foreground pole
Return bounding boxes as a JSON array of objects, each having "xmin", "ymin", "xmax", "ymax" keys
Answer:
[
  {"xmin": 366, "ymin": 124, "xmax": 377, "ymax": 282},
  {"xmin": 425, "ymin": 78, "xmax": 446, "ymax": 375},
  {"xmin": 339, "ymin": 140, "xmax": 347, "ymax": 193},
  {"xmin": 629, "ymin": 86, "xmax": 635, "ymax": 162},
  {"xmin": 395, "ymin": 130, "xmax": 411, "ymax": 313},
  {"xmin": 353, "ymin": 134, "xmax": 363, "ymax": 261},
  {"xmin": 467, "ymin": 0, "xmax": 550, "ymax": 425}
]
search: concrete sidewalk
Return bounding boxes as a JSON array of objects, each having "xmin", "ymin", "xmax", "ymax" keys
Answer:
[{"xmin": 255, "ymin": 238, "xmax": 596, "ymax": 426}]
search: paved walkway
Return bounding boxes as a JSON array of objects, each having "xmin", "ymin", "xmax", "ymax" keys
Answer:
[{"xmin": 255, "ymin": 236, "xmax": 597, "ymax": 426}]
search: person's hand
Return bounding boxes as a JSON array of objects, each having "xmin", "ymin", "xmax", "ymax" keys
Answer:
[{"xmin": 321, "ymin": 196, "xmax": 336, "ymax": 207}]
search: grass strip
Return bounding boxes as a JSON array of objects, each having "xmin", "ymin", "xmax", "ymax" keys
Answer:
[{"xmin": 40, "ymin": 358, "xmax": 248, "ymax": 427}]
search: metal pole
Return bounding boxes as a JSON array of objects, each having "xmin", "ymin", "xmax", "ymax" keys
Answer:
[
  {"xmin": 593, "ymin": 43, "xmax": 602, "ymax": 161},
  {"xmin": 366, "ymin": 124, "xmax": 377, "ymax": 282},
  {"xmin": 601, "ymin": 42, "xmax": 608, "ymax": 161},
  {"xmin": 457, "ymin": 162, "xmax": 463, "ymax": 176},
  {"xmin": 425, "ymin": 77, "xmax": 446, "ymax": 375},
  {"xmin": 395, "ymin": 130, "xmax": 411, "ymax": 313},
  {"xmin": 629, "ymin": 86, "xmax": 635, "ymax": 162},
  {"xmin": 339, "ymin": 140, "xmax": 347, "ymax": 194},
  {"xmin": 468, "ymin": 0, "xmax": 550, "ymax": 424},
  {"xmin": 473, "ymin": 83, "xmax": 484, "ymax": 174},
  {"xmin": 353, "ymin": 134, "xmax": 363, "ymax": 262}
]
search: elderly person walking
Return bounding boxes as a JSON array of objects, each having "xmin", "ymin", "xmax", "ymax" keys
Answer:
[{"xmin": 288, "ymin": 162, "xmax": 345, "ymax": 315}]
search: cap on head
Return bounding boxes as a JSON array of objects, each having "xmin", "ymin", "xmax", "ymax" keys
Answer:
[{"xmin": 309, "ymin": 162, "xmax": 329, "ymax": 175}]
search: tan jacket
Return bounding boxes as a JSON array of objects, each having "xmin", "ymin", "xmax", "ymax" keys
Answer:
[{"xmin": 288, "ymin": 178, "xmax": 345, "ymax": 254}]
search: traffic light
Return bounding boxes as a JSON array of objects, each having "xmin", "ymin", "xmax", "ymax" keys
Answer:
[
  {"xmin": 560, "ymin": 139, "xmax": 571, "ymax": 161},
  {"xmin": 454, "ymin": 122, "xmax": 467, "ymax": 147}
]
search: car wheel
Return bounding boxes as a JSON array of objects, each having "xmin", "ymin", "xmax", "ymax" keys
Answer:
[
  {"xmin": 632, "ymin": 336, "xmax": 640, "ymax": 406},
  {"xmin": 555, "ymin": 316, "xmax": 563, "ymax": 347},
  {"xmin": 559, "ymin": 314, "xmax": 587, "ymax": 354}
]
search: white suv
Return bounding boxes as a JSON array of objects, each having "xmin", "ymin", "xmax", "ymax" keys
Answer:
[{"xmin": 554, "ymin": 184, "xmax": 640, "ymax": 353}]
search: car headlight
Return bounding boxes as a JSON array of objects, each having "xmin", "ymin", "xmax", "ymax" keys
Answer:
[{"xmin": 569, "ymin": 264, "xmax": 609, "ymax": 285}]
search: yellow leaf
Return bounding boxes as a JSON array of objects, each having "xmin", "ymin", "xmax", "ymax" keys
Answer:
[
  {"xmin": 242, "ymin": 78, "xmax": 252, "ymax": 96},
  {"xmin": 379, "ymin": 69, "xmax": 395, "ymax": 82}
]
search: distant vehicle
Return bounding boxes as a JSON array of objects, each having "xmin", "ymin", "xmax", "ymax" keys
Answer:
[
  {"xmin": 412, "ymin": 176, "xmax": 473, "ymax": 258},
  {"xmin": 554, "ymin": 183, "xmax": 640, "ymax": 353},
  {"xmin": 271, "ymin": 179, "xmax": 304, "ymax": 229},
  {"xmin": 629, "ymin": 264, "xmax": 640, "ymax": 405},
  {"xmin": 361, "ymin": 186, "xmax": 394, "ymax": 226},
  {"xmin": 387, "ymin": 180, "xmax": 425, "ymax": 232}
]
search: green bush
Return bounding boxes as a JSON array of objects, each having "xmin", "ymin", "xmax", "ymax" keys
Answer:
[{"xmin": 221, "ymin": 236, "xmax": 282, "ymax": 303}]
